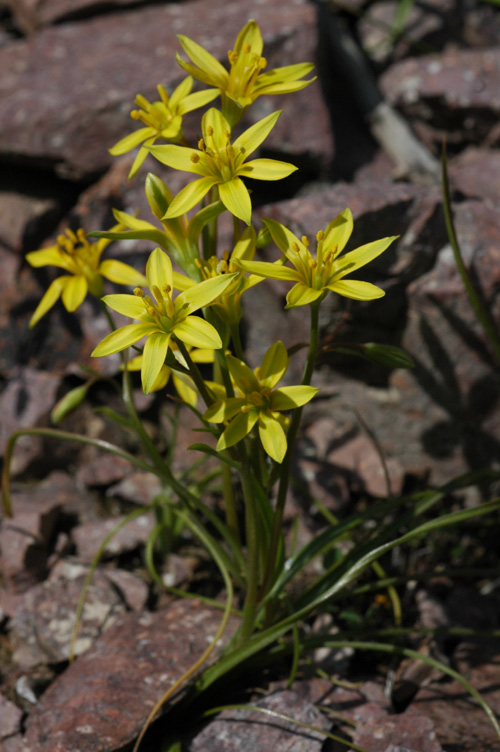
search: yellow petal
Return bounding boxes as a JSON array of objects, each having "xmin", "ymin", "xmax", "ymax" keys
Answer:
[
  {"xmin": 62, "ymin": 274, "xmax": 88, "ymax": 312},
  {"xmin": 238, "ymin": 158, "xmax": 297, "ymax": 181},
  {"xmin": 146, "ymin": 247, "xmax": 173, "ymax": 292},
  {"xmin": 99, "ymin": 259, "xmax": 147, "ymax": 287},
  {"xmin": 204, "ymin": 397, "xmax": 246, "ymax": 423},
  {"xmin": 236, "ymin": 259, "xmax": 300, "ymax": 282},
  {"xmin": 179, "ymin": 87, "xmax": 220, "ymax": 115},
  {"xmin": 258, "ymin": 412, "xmax": 287, "ymax": 463},
  {"xmin": 102, "ymin": 293, "xmax": 147, "ymax": 319},
  {"xmin": 327, "ymin": 279, "xmax": 385, "ymax": 301},
  {"xmin": 174, "ymin": 315, "xmax": 222, "ymax": 349},
  {"xmin": 142, "ymin": 331, "xmax": 171, "ymax": 394},
  {"xmin": 217, "ymin": 411, "xmax": 259, "ymax": 451},
  {"xmin": 108, "ymin": 127, "xmax": 156, "ymax": 155},
  {"xmin": 256, "ymin": 62, "xmax": 315, "ymax": 86},
  {"xmin": 168, "ymin": 75, "xmax": 193, "ymax": 110},
  {"xmin": 218, "ymin": 178, "xmax": 252, "ymax": 225},
  {"xmin": 322, "ymin": 209, "xmax": 353, "ymax": 254},
  {"xmin": 92, "ymin": 323, "xmax": 158, "ymax": 357},
  {"xmin": 26, "ymin": 246, "xmax": 73, "ymax": 272},
  {"xmin": 259, "ymin": 341, "xmax": 288, "ymax": 389},
  {"xmin": 233, "ymin": 20, "xmax": 263, "ymax": 56},
  {"xmin": 233, "ymin": 111, "xmax": 282, "ymax": 157},
  {"xmin": 28, "ymin": 276, "xmax": 68, "ymax": 328},
  {"xmin": 164, "ymin": 176, "xmax": 217, "ymax": 218},
  {"xmin": 285, "ymin": 283, "xmax": 323, "ymax": 308},
  {"xmin": 226, "ymin": 354, "xmax": 259, "ymax": 394},
  {"xmin": 176, "ymin": 272, "xmax": 237, "ymax": 314},
  {"xmin": 271, "ymin": 386, "xmax": 319, "ymax": 410},
  {"xmin": 177, "ymin": 35, "xmax": 228, "ymax": 88},
  {"xmin": 148, "ymin": 144, "xmax": 205, "ymax": 174},
  {"xmin": 335, "ymin": 236, "xmax": 398, "ymax": 277},
  {"xmin": 202, "ymin": 108, "xmax": 231, "ymax": 152}
]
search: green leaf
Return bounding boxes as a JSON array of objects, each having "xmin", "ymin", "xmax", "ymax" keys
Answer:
[
  {"xmin": 188, "ymin": 443, "xmax": 242, "ymax": 470},
  {"xmin": 331, "ymin": 343, "xmax": 415, "ymax": 369}
]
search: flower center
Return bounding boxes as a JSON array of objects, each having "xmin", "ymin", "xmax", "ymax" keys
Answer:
[{"xmin": 130, "ymin": 86, "xmax": 174, "ymax": 133}]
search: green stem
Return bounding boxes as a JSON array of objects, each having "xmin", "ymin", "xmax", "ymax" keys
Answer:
[
  {"xmin": 221, "ymin": 462, "xmax": 241, "ymax": 546},
  {"xmin": 260, "ymin": 302, "xmax": 320, "ymax": 600},
  {"xmin": 238, "ymin": 460, "xmax": 261, "ymax": 645},
  {"xmin": 442, "ymin": 143, "xmax": 500, "ymax": 363},
  {"xmin": 233, "ymin": 214, "xmax": 241, "ymax": 244},
  {"xmin": 230, "ymin": 322, "xmax": 245, "ymax": 361}
]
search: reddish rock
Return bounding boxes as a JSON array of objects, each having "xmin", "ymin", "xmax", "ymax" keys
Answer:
[
  {"xmin": 106, "ymin": 471, "xmax": 162, "ymax": 505},
  {"xmin": 72, "ymin": 513, "xmax": 155, "ymax": 562},
  {"xmin": 22, "ymin": 600, "xmax": 238, "ymax": 752},
  {"xmin": 75, "ymin": 452, "xmax": 132, "ymax": 488},
  {"xmin": 380, "ymin": 48, "xmax": 500, "ymax": 150},
  {"xmin": 7, "ymin": 0, "xmax": 148, "ymax": 34},
  {"xmin": 8, "ymin": 566, "xmax": 128, "ymax": 668},
  {"xmin": 449, "ymin": 147, "xmax": 500, "ymax": 203},
  {"xmin": 351, "ymin": 705, "xmax": 443, "ymax": 752},
  {"xmin": 0, "ymin": 693, "xmax": 23, "ymax": 739},
  {"xmin": 187, "ymin": 687, "xmax": 331, "ymax": 752},
  {"xmin": 0, "ymin": 0, "xmax": 323, "ymax": 180}
]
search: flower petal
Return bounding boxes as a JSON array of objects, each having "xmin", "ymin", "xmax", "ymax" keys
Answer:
[
  {"xmin": 256, "ymin": 62, "xmax": 315, "ymax": 86},
  {"xmin": 172, "ymin": 372, "xmax": 198, "ymax": 406},
  {"xmin": 203, "ymin": 108, "xmax": 231, "ymax": 152},
  {"xmin": 262, "ymin": 218, "xmax": 308, "ymax": 261},
  {"xmin": 335, "ymin": 236, "xmax": 398, "ymax": 277},
  {"xmin": 258, "ymin": 412, "xmax": 287, "ymax": 463},
  {"xmin": 142, "ymin": 331, "xmax": 171, "ymax": 394},
  {"xmin": 29, "ymin": 276, "xmax": 68, "ymax": 328},
  {"xmin": 62, "ymin": 274, "xmax": 88, "ymax": 312},
  {"xmin": 217, "ymin": 411, "xmax": 259, "ymax": 451},
  {"xmin": 178, "ymin": 87, "xmax": 220, "ymax": 115},
  {"xmin": 99, "ymin": 259, "xmax": 147, "ymax": 287},
  {"xmin": 164, "ymin": 176, "xmax": 217, "ymax": 218},
  {"xmin": 108, "ymin": 127, "xmax": 156, "ymax": 155},
  {"xmin": 259, "ymin": 341, "xmax": 288, "ymax": 389},
  {"xmin": 238, "ymin": 158, "xmax": 297, "ymax": 181},
  {"xmin": 174, "ymin": 315, "xmax": 222, "ymax": 349},
  {"xmin": 233, "ymin": 111, "xmax": 282, "ymax": 157},
  {"xmin": 168, "ymin": 76, "xmax": 193, "ymax": 109},
  {"xmin": 177, "ymin": 35, "xmax": 228, "ymax": 88},
  {"xmin": 92, "ymin": 323, "xmax": 158, "ymax": 357},
  {"xmin": 218, "ymin": 178, "xmax": 252, "ymax": 225},
  {"xmin": 322, "ymin": 208, "xmax": 353, "ymax": 255},
  {"xmin": 176, "ymin": 272, "xmax": 237, "ymax": 315},
  {"xmin": 226, "ymin": 354, "xmax": 260, "ymax": 394},
  {"xmin": 146, "ymin": 247, "xmax": 173, "ymax": 292},
  {"xmin": 204, "ymin": 397, "xmax": 247, "ymax": 422},
  {"xmin": 271, "ymin": 385, "xmax": 319, "ymax": 411},
  {"xmin": 102, "ymin": 293, "xmax": 147, "ymax": 319},
  {"xmin": 26, "ymin": 246, "xmax": 74, "ymax": 272},
  {"xmin": 285, "ymin": 283, "xmax": 323, "ymax": 308},
  {"xmin": 236, "ymin": 259, "xmax": 301, "ymax": 282},
  {"xmin": 327, "ymin": 279, "xmax": 385, "ymax": 301},
  {"xmin": 148, "ymin": 144, "xmax": 205, "ymax": 174},
  {"xmin": 234, "ymin": 20, "xmax": 263, "ymax": 56}
]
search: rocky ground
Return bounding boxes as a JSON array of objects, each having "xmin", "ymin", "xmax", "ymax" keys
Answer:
[{"xmin": 1, "ymin": 0, "xmax": 500, "ymax": 750}]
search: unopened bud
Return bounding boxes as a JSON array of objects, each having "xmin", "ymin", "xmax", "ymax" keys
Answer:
[{"xmin": 51, "ymin": 384, "xmax": 89, "ymax": 425}]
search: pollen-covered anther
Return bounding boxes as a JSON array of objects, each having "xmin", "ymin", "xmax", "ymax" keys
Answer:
[
  {"xmin": 191, "ymin": 153, "xmax": 201, "ymax": 164},
  {"xmin": 316, "ymin": 230, "xmax": 325, "ymax": 242},
  {"xmin": 206, "ymin": 125, "xmax": 214, "ymax": 137},
  {"xmin": 291, "ymin": 242, "xmax": 300, "ymax": 253},
  {"xmin": 130, "ymin": 110, "xmax": 141, "ymax": 120},
  {"xmin": 228, "ymin": 50, "xmax": 238, "ymax": 65},
  {"xmin": 240, "ymin": 404, "xmax": 253, "ymax": 414},
  {"xmin": 258, "ymin": 57, "xmax": 267, "ymax": 69},
  {"xmin": 133, "ymin": 288, "xmax": 145, "ymax": 297},
  {"xmin": 248, "ymin": 390, "xmax": 264, "ymax": 407},
  {"xmin": 301, "ymin": 236, "xmax": 310, "ymax": 247},
  {"xmin": 146, "ymin": 306, "xmax": 156, "ymax": 317}
]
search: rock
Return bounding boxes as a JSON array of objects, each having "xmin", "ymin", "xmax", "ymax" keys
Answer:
[
  {"xmin": 449, "ymin": 147, "xmax": 500, "ymax": 203},
  {"xmin": 72, "ymin": 513, "xmax": 155, "ymax": 562},
  {"xmin": 106, "ymin": 471, "xmax": 162, "ymax": 505},
  {"xmin": 75, "ymin": 453, "xmax": 132, "ymax": 488},
  {"xmin": 416, "ymin": 639, "xmax": 500, "ymax": 752},
  {"xmin": 380, "ymin": 48, "xmax": 500, "ymax": 151},
  {"xmin": 351, "ymin": 705, "xmax": 443, "ymax": 752},
  {"xmin": 7, "ymin": 0, "xmax": 148, "ymax": 34},
  {"xmin": 0, "ymin": 693, "xmax": 23, "ymax": 739},
  {"xmin": 22, "ymin": 600, "xmax": 238, "ymax": 752},
  {"xmin": 187, "ymin": 687, "xmax": 331, "ymax": 752},
  {"xmin": 0, "ymin": 0, "xmax": 322, "ymax": 180},
  {"xmin": 8, "ymin": 566, "xmax": 128, "ymax": 668}
]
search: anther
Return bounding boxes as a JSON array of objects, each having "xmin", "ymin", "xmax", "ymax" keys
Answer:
[
  {"xmin": 133, "ymin": 288, "xmax": 144, "ymax": 297},
  {"xmin": 316, "ymin": 230, "xmax": 325, "ymax": 242},
  {"xmin": 243, "ymin": 43, "xmax": 251, "ymax": 53},
  {"xmin": 301, "ymin": 236, "xmax": 310, "ymax": 247},
  {"xmin": 191, "ymin": 153, "xmax": 201, "ymax": 164},
  {"xmin": 291, "ymin": 242, "xmax": 300, "ymax": 253},
  {"xmin": 206, "ymin": 126, "xmax": 214, "ymax": 137}
]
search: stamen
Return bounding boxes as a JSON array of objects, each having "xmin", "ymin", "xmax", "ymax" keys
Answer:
[
  {"xmin": 316, "ymin": 230, "xmax": 325, "ymax": 242},
  {"xmin": 301, "ymin": 236, "xmax": 309, "ymax": 247},
  {"xmin": 133, "ymin": 288, "xmax": 144, "ymax": 297},
  {"xmin": 243, "ymin": 43, "xmax": 251, "ymax": 53},
  {"xmin": 191, "ymin": 153, "xmax": 201, "ymax": 164},
  {"xmin": 291, "ymin": 242, "xmax": 300, "ymax": 253},
  {"xmin": 206, "ymin": 125, "xmax": 214, "ymax": 137}
]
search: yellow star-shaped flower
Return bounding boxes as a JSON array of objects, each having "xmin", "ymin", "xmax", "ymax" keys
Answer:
[{"xmin": 236, "ymin": 210, "xmax": 398, "ymax": 307}]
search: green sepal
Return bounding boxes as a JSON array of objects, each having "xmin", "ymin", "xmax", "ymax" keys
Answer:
[
  {"xmin": 145, "ymin": 172, "xmax": 174, "ymax": 220},
  {"xmin": 51, "ymin": 384, "xmax": 89, "ymax": 424}
]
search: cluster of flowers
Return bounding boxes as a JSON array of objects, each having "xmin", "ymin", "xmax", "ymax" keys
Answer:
[{"xmin": 27, "ymin": 20, "xmax": 396, "ymax": 465}]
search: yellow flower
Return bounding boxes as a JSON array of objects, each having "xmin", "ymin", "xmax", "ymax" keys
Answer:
[
  {"xmin": 236, "ymin": 210, "xmax": 398, "ymax": 307},
  {"xmin": 109, "ymin": 77, "xmax": 219, "ymax": 178},
  {"xmin": 92, "ymin": 247, "xmax": 236, "ymax": 394},
  {"xmin": 175, "ymin": 226, "xmax": 263, "ymax": 324},
  {"xmin": 204, "ymin": 341, "xmax": 318, "ymax": 463},
  {"xmin": 26, "ymin": 227, "xmax": 147, "ymax": 328},
  {"xmin": 176, "ymin": 20, "xmax": 315, "ymax": 127},
  {"xmin": 148, "ymin": 108, "xmax": 296, "ymax": 225},
  {"xmin": 125, "ymin": 344, "xmax": 214, "ymax": 406}
]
